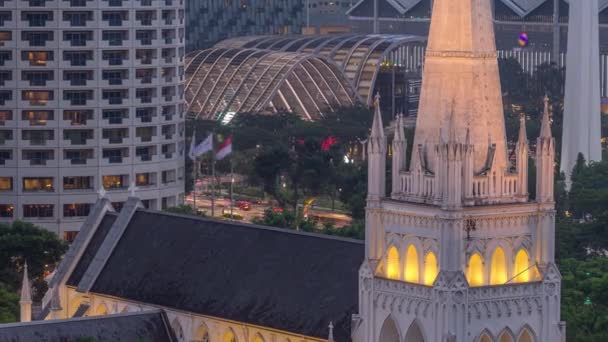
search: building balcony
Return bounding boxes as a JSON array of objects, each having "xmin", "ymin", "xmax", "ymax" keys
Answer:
[
  {"xmin": 0, "ymin": 18, "xmax": 16, "ymax": 29},
  {"xmin": 59, "ymin": 59, "xmax": 96, "ymax": 69},
  {"xmin": 59, "ymin": 39, "xmax": 96, "ymax": 50},
  {"xmin": 100, "ymin": 155, "xmax": 131, "ymax": 166},
  {"xmin": 18, "ymin": 99, "xmax": 57, "ymax": 108},
  {"xmin": 21, "ymin": 158, "xmax": 57, "ymax": 167},
  {"xmin": 19, "ymin": 19, "xmax": 57, "ymax": 29}
]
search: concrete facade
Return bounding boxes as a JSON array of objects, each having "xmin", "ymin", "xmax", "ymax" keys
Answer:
[
  {"xmin": 0, "ymin": 0, "xmax": 186, "ymax": 238},
  {"xmin": 560, "ymin": 0, "xmax": 602, "ymax": 184}
]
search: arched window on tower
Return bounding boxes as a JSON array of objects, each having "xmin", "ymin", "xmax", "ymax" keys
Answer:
[
  {"xmin": 194, "ymin": 324, "xmax": 210, "ymax": 342},
  {"xmin": 424, "ymin": 251, "xmax": 438, "ymax": 285},
  {"xmin": 223, "ymin": 330, "xmax": 237, "ymax": 342},
  {"xmin": 95, "ymin": 303, "xmax": 108, "ymax": 316},
  {"xmin": 467, "ymin": 253, "xmax": 484, "ymax": 286},
  {"xmin": 518, "ymin": 327, "xmax": 535, "ymax": 342},
  {"xmin": 252, "ymin": 334, "xmax": 264, "ymax": 342},
  {"xmin": 490, "ymin": 247, "xmax": 507, "ymax": 285},
  {"xmin": 498, "ymin": 329, "xmax": 515, "ymax": 342},
  {"xmin": 404, "ymin": 244, "xmax": 420, "ymax": 283},
  {"xmin": 480, "ymin": 334, "xmax": 492, "ymax": 342},
  {"xmin": 514, "ymin": 249, "xmax": 530, "ymax": 283},
  {"xmin": 387, "ymin": 246, "xmax": 400, "ymax": 280}
]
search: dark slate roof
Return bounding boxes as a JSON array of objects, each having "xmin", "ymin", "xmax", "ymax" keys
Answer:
[
  {"xmin": 0, "ymin": 310, "xmax": 176, "ymax": 342},
  {"xmin": 66, "ymin": 212, "xmax": 118, "ymax": 286},
  {"xmin": 75, "ymin": 209, "xmax": 364, "ymax": 342}
]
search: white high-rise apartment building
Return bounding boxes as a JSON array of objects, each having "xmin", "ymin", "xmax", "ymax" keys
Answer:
[{"xmin": 0, "ymin": 0, "xmax": 186, "ymax": 239}]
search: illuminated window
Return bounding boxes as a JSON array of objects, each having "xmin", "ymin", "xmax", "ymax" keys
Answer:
[
  {"xmin": 404, "ymin": 244, "xmax": 419, "ymax": 283},
  {"xmin": 95, "ymin": 303, "xmax": 108, "ymax": 316},
  {"xmin": 514, "ymin": 249, "xmax": 530, "ymax": 283},
  {"xmin": 64, "ymin": 176, "xmax": 93, "ymax": 190},
  {"xmin": 23, "ymin": 204, "xmax": 54, "ymax": 218},
  {"xmin": 386, "ymin": 246, "xmax": 399, "ymax": 280},
  {"xmin": 518, "ymin": 328, "xmax": 534, "ymax": 342},
  {"xmin": 0, "ymin": 204, "xmax": 13, "ymax": 217},
  {"xmin": 424, "ymin": 251, "xmax": 438, "ymax": 285},
  {"xmin": 102, "ymin": 175, "xmax": 127, "ymax": 189},
  {"xmin": 22, "ymin": 90, "xmax": 53, "ymax": 105},
  {"xmin": 0, "ymin": 177, "xmax": 12, "ymax": 190},
  {"xmin": 136, "ymin": 172, "xmax": 154, "ymax": 186},
  {"xmin": 490, "ymin": 247, "xmax": 507, "ymax": 285},
  {"xmin": 222, "ymin": 331, "xmax": 236, "ymax": 342},
  {"xmin": 498, "ymin": 331, "xmax": 514, "ymax": 342},
  {"xmin": 22, "ymin": 110, "xmax": 53, "ymax": 125},
  {"xmin": 23, "ymin": 177, "xmax": 54, "ymax": 191},
  {"xmin": 22, "ymin": 51, "xmax": 53, "ymax": 66},
  {"xmin": 0, "ymin": 110, "xmax": 11, "ymax": 123},
  {"xmin": 252, "ymin": 335, "xmax": 264, "ymax": 342},
  {"xmin": 63, "ymin": 231, "xmax": 78, "ymax": 243},
  {"xmin": 63, "ymin": 203, "xmax": 91, "ymax": 217},
  {"xmin": 467, "ymin": 253, "xmax": 483, "ymax": 286},
  {"xmin": 194, "ymin": 325, "xmax": 210, "ymax": 342},
  {"xmin": 480, "ymin": 334, "xmax": 492, "ymax": 342}
]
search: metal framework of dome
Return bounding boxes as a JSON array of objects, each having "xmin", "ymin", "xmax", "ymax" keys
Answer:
[
  {"xmin": 184, "ymin": 48, "xmax": 358, "ymax": 121},
  {"xmin": 215, "ymin": 34, "xmax": 427, "ymax": 105}
]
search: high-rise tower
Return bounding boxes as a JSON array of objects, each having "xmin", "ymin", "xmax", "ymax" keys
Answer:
[
  {"xmin": 0, "ymin": 0, "xmax": 186, "ymax": 238},
  {"xmin": 561, "ymin": 0, "xmax": 602, "ymax": 186},
  {"xmin": 353, "ymin": 0, "xmax": 565, "ymax": 340}
]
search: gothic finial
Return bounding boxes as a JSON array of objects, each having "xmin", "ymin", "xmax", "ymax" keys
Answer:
[
  {"xmin": 465, "ymin": 127, "xmax": 471, "ymax": 145},
  {"xmin": 394, "ymin": 113, "xmax": 405, "ymax": 142},
  {"xmin": 20, "ymin": 261, "xmax": 32, "ymax": 304},
  {"xmin": 328, "ymin": 321, "xmax": 335, "ymax": 342},
  {"xmin": 370, "ymin": 93, "xmax": 384, "ymax": 139},
  {"xmin": 541, "ymin": 95, "xmax": 552, "ymax": 138},
  {"xmin": 518, "ymin": 113, "xmax": 527, "ymax": 144}
]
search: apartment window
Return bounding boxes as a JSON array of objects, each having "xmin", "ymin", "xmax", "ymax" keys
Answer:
[
  {"xmin": 22, "ymin": 150, "xmax": 53, "ymax": 165},
  {"xmin": 63, "ymin": 31, "xmax": 92, "ymax": 46},
  {"xmin": 63, "ymin": 51, "xmax": 92, "ymax": 66},
  {"xmin": 64, "ymin": 149, "xmax": 92, "ymax": 164},
  {"xmin": 102, "ymin": 30, "xmax": 127, "ymax": 46},
  {"xmin": 22, "ymin": 70, "xmax": 53, "ymax": 86},
  {"xmin": 135, "ymin": 11, "xmax": 155, "ymax": 25},
  {"xmin": 102, "ymin": 175, "xmax": 127, "ymax": 189},
  {"xmin": 0, "ymin": 204, "xmax": 13, "ymax": 217},
  {"xmin": 102, "ymin": 148, "xmax": 126, "ymax": 162},
  {"xmin": 22, "ymin": 130, "xmax": 53, "ymax": 145},
  {"xmin": 136, "ymin": 146, "xmax": 154, "ymax": 161},
  {"xmin": 63, "ymin": 231, "xmax": 78, "ymax": 243},
  {"xmin": 135, "ymin": 126, "xmax": 155, "ymax": 142},
  {"xmin": 63, "ymin": 110, "xmax": 92, "ymax": 126},
  {"xmin": 102, "ymin": 128, "xmax": 128, "ymax": 144},
  {"xmin": 0, "ymin": 110, "xmax": 11, "ymax": 124},
  {"xmin": 63, "ymin": 12, "xmax": 92, "ymax": 26},
  {"xmin": 0, "ymin": 12, "xmax": 11, "ymax": 26},
  {"xmin": 23, "ymin": 177, "xmax": 53, "ymax": 191},
  {"xmin": 0, "ymin": 129, "xmax": 12, "ymax": 143},
  {"xmin": 135, "ymin": 68, "xmax": 155, "ymax": 83},
  {"xmin": 135, "ymin": 172, "xmax": 154, "ymax": 186},
  {"xmin": 63, "ymin": 203, "xmax": 91, "ymax": 217},
  {"xmin": 65, "ymin": 0, "xmax": 91, "ymax": 6},
  {"xmin": 102, "ymin": 90, "xmax": 126, "ymax": 104},
  {"xmin": 135, "ymin": 30, "xmax": 154, "ymax": 45},
  {"xmin": 0, "ymin": 177, "xmax": 12, "ymax": 190},
  {"xmin": 0, "ymin": 51, "xmax": 11, "ymax": 65},
  {"xmin": 22, "ymin": 12, "xmax": 53, "ymax": 26},
  {"xmin": 0, "ymin": 150, "xmax": 11, "ymax": 164},
  {"xmin": 106, "ymin": 0, "xmax": 123, "ymax": 6},
  {"xmin": 22, "ymin": 90, "xmax": 52, "ymax": 105},
  {"xmin": 63, "ymin": 70, "xmax": 92, "ymax": 86},
  {"xmin": 23, "ymin": 204, "xmax": 53, "ymax": 218},
  {"xmin": 63, "ymin": 176, "xmax": 93, "ymax": 190},
  {"xmin": 22, "ymin": 50, "xmax": 52, "ymax": 66},
  {"xmin": 63, "ymin": 90, "xmax": 92, "ymax": 105},
  {"xmin": 136, "ymin": 88, "xmax": 154, "ymax": 103},
  {"xmin": 102, "ymin": 11, "xmax": 127, "ymax": 26},
  {"xmin": 102, "ymin": 50, "xmax": 127, "ymax": 66},
  {"xmin": 102, "ymin": 109, "xmax": 128, "ymax": 124},
  {"xmin": 0, "ymin": 31, "xmax": 11, "ymax": 46},
  {"xmin": 22, "ymin": 110, "xmax": 53, "ymax": 125},
  {"xmin": 63, "ymin": 129, "xmax": 93, "ymax": 145},
  {"xmin": 22, "ymin": 31, "xmax": 52, "ymax": 47},
  {"xmin": 102, "ymin": 70, "xmax": 126, "ymax": 85},
  {"xmin": 0, "ymin": 91, "xmax": 11, "ymax": 105},
  {"xmin": 161, "ymin": 170, "xmax": 176, "ymax": 184},
  {"xmin": 0, "ymin": 71, "xmax": 11, "ymax": 86},
  {"xmin": 136, "ymin": 108, "xmax": 155, "ymax": 122}
]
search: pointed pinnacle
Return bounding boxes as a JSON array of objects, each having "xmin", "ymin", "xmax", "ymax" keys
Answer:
[
  {"xmin": 518, "ymin": 114, "xmax": 527, "ymax": 144},
  {"xmin": 541, "ymin": 95, "xmax": 552, "ymax": 138},
  {"xmin": 20, "ymin": 261, "xmax": 32, "ymax": 303},
  {"xmin": 371, "ymin": 93, "xmax": 384, "ymax": 139}
]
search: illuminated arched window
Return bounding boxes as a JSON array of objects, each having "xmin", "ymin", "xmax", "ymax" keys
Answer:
[
  {"xmin": 195, "ymin": 324, "xmax": 210, "ymax": 342},
  {"xmin": 387, "ymin": 246, "xmax": 400, "ymax": 280},
  {"xmin": 95, "ymin": 303, "xmax": 108, "ymax": 316},
  {"xmin": 252, "ymin": 334, "xmax": 264, "ymax": 342},
  {"xmin": 514, "ymin": 249, "xmax": 530, "ymax": 283},
  {"xmin": 498, "ymin": 330, "xmax": 514, "ymax": 342},
  {"xmin": 490, "ymin": 247, "xmax": 507, "ymax": 285},
  {"xmin": 223, "ymin": 330, "xmax": 237, "ymax": 342},
  {"xmin": 424, "ymin": 251, "xmax": 438, "ymax": 285},
  {"xmin": 404, "ymin": 244, "xmax": 419, "ymax": 283},
  {"xmin": 518, "ymin": 328, "xmax": 534, "ymax": 342},
  {"xmin": 480, "ymin": 335, "xmax": 492, "ymax": 342},
  {"xmin": 467, "ymin": 253, "xmax": 484, "ymax": 286}
]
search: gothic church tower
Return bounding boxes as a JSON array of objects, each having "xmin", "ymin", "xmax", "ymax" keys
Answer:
[{"xmin": 352, "ymin": 0, "xmax": 564, "ymax": 341}]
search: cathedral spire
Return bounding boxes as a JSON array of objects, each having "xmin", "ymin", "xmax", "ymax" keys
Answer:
[
  {"xmin": 367, "ymin": 92, "xmax": 386, "ymax": 201},
  {"xmin": 516, "ymin": 114, "xmax": 529, "ymax": 197},
  {"xmin": 412, "ymin": 0, "xmax": 507, "ymax": 174},
  {"xmin": 20, "ymin": 261, "xmax": 32, "ymax": 322},
  {"xmin": 392, "ymin": 114, "xmax": 406, "ymax": 197},
  {"xmin": 370, "ymin": 93, "xmax": 384, "ymax": 140},
  {"xmin": 536, "ymin": 96, "xmax": 555, "ymax": 204},
  {"xmin": 541, "ymin": 95, "xmax": 552, "ymax": 138}
]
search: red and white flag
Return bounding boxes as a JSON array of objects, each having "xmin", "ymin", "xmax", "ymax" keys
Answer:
[{"xmin": 216, "ymin": 136, "xmax": 232, "ymax": 160}]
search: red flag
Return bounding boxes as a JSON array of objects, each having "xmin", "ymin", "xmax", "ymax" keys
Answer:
[{"xmin": 216, "ymin": 136, "xmax": 232, "ymax": 160}]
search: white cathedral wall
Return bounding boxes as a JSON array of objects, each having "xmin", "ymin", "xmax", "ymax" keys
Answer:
[{"xmin": 60, "ymin": 286, "xmax": 325, "ymax": 342}]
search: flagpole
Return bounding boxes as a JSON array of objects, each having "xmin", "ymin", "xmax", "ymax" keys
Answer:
[
  {"xmin": 229, "ymin": 128, "xmax": 234, "ymax": 221},
  {"xmin": 211, "ymin": 132, "xmax": 216, "ymax": 218},
  {"xmin": 191, "ymin": 129, "xmax": 197, "ymax": 213}
]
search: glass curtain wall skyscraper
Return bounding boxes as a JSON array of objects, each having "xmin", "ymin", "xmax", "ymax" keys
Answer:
[{"xmin": 0, "ymin": 0, "xmax": 186, "ymax": 239}]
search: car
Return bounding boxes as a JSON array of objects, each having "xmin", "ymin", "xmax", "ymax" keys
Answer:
[{"xmin": 236, "ymin": 201, "xmax": 251, "ymax": 211}]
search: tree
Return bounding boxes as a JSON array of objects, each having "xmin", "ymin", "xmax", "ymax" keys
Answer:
[
  {"xmin": 0, "ymin": 284, "xmax": 19, "ymax": 323},
  {"xmin": 164, "ymin": 204, "xmax": 206, "ymax": 217}
]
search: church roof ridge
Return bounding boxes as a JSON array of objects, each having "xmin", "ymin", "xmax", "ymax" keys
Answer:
[
  {"xmin": 137, "ymin": 208, "xmax": 365, "ymax": 245},
  {"xmin": 0, "ymin": 309, "xmax": 166, "ymax": 329}
]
